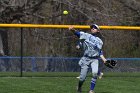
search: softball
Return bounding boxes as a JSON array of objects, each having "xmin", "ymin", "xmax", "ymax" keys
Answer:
[{"xmin": 63, "ymin": 10, "xmax": 68, "ymax": 15}]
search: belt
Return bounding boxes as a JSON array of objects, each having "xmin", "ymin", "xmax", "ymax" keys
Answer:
[{"xmin": 84, "ymin": 55, "xmax": 99, "ymax": 59}]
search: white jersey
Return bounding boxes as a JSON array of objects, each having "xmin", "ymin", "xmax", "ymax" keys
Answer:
[{"xmin": 79, "ymin": 32, "xmax": 103, "ymax": 57}]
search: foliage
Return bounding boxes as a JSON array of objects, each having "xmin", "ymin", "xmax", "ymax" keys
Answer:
[{"xmin": 0, "ymin": 0, "xmax": 140, "ymax": 57}]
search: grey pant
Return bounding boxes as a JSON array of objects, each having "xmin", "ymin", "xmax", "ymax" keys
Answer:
[{"xmin": 79, "ymin": 57, "xmax": 99, "ymax": 81}]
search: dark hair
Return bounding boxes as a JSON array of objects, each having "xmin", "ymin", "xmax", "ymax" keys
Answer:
[{"xmin": 96, "ymin": 32, "xmax": 105, "ymax": 42}]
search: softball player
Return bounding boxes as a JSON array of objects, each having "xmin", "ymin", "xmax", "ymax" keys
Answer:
[{"xmin": 69, "ymin": 24, "xmax": 104, "ymax": 93}]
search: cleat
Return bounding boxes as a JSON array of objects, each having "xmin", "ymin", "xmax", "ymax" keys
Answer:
[
  {"xmin": 89, "ymin": 90, "xmax": 95, "ymax": 93},
  {"xmin": 77, "ymin": 86, "xmax": 82, "ymax": 93},
  {"xmin": 98, "ymin": 72, "xmax": 103, "ymax": 79},
  {"xmin": 76, "ymin": 76, "xmax": 80, "ymax": 79}
]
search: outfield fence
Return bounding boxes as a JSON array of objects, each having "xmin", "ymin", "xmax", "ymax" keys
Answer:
[
  {"xmin": 0, "ymin": 24, "xmax": 140, "ymax": 77},
  {"xmin": 0, "ymin": 57, "xmax": 140, "ymax": 77}
]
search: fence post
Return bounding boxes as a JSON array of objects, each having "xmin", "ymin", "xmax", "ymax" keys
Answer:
[{"xmin": 20, "ymin": 27, "xmax": 23, "ymax": 77}]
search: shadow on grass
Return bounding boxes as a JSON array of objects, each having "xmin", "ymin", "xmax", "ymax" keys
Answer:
[{"xmin": 83, "ymin": 90, "xmax": 113, "ymax": 93}]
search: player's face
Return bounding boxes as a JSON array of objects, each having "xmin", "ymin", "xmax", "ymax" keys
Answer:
[{"xmin": 90, "ymin": 28, "xmax": 99, "ymax": 33}]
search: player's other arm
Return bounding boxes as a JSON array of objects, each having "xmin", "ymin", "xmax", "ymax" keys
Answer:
[
  {"xmin": 99, "ymin": 51, "xmax": 107, "ymax": 63},
  {"xmin": 100, "ymin": 55, "xmax": 107, "ymax": 63},
  {"xmin": 99, "ymin": 51, "xmax": 117, "ymax": 69}
]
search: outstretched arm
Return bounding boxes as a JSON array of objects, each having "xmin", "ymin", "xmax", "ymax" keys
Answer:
[
  {"xmin": 69, "ymin": 26, "xmax": 80, "ymax": 37},
  {"xmin": 69, "ymin": 26, "xmax": 77, "ymax": 33}
]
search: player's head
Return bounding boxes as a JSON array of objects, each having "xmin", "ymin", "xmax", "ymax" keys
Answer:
[
  {"xmin": 90, "ymin": 24, "xmax": 100, "ymax": 33},
  {"xmin": 90, "ymin": 24, "xmax": 104, "ymax": 41}
]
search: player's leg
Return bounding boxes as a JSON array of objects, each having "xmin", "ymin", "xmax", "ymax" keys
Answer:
[
  {"xmin": 97, "ymin": 60, "xmax": 104, "ymax": 79},
  {"xmin": 77, "ymin": 65, "xmax": 89, "ymax": 93},
  {"xmin": 76, "ymin": 69, "xmax": 103, "ymax": 80},
  {"xmin": 89, "ymin": 59, "xmax": 98, "ymax": 93},
  {"xmin": 97, "ymin": 69, "xmax": 103, "ymax": 79}
]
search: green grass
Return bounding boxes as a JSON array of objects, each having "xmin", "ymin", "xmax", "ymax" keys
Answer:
[
  {"xmin": 0, "ymin": 72, "xmax": 139, "ymax": 93},
  {"xmin": 0, "ymin": 72, "xmax": 140, "ymax": 77}
]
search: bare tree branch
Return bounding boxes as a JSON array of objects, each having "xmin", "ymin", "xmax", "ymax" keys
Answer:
[{"xmin": 118, "ymin": 0, "xmax": 140, "ymax": 15}]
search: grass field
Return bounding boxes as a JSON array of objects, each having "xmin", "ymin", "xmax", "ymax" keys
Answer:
[{"xmin": 0, "ymin": 72, "xmax": 139, "ymax": 93}]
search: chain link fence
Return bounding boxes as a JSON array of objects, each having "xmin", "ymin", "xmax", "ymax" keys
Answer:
[
  {"xmin": 0, "ymin": 57, "xmax": 140, "ymax": 77},
  {"xmin": 0, "ymin": 28, "xmax": 140, "ymax": 77}
]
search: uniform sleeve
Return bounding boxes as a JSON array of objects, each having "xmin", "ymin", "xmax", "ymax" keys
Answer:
[
  {"xmin": 99, "ymin": 50, "xmax": 103, "ymax": 56},
  {"xmin": 74, "ymin": 31, "xmax": 80, "ymax": 38},
  {"xmin": 95, "ymin": 37, "xmax": 103, "ymax": 50},
  {"xmin": 74, "ymin": 31, "xmax": 89, "ymax": 40},
  {"xmin": 79, "ymin": 32, "xmax": 89, "ymax": 40},
  {"xmin": 96, "ymin": 43, "xmax": 103, "ymax": 49}
]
